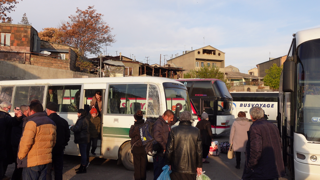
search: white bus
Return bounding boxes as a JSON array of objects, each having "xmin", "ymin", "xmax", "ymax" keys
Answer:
[
  {"xmin": 0, "ymin": 77, "xmax": 191, "ymax": 170},
  {"xmin": 231, "ymin": 92, "xmax": 279, "ymax": 124},
  {"xmin": 280, "ymin": 27, "xmax": 320, "ymax": 179}
]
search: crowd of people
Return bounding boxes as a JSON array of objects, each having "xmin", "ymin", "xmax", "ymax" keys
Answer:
[
  {"xmin": 0, "ymin": 90, "xmax": 103, "ymax": 180},
  {"xmin": 130, "ymin": 107, "xmax": 285, "ymax": 180}
]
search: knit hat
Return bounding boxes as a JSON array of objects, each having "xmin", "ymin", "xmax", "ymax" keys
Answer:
[
  {"xmin": 179, "ymin": 111, "xmax": 192, "ymax": 121},
  {"xmin": 201, "ymin": 112, "xmax": 209, "ymax": 120},
  {"xmin": 46, "ymin": 102, "xmax": 58, "ymax": 112},
  {"xmin": 90, "ymin": 107, "xmax": 98, "ymax": 114}
]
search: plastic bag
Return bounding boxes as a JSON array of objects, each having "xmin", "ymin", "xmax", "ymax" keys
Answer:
[
  {"xmin": 157, "ymin": 165, "xmax": 172, "ymax": 180},
  {"xmin": 196, "ymin": 172, "xmax": 211, "ymax": 180}
]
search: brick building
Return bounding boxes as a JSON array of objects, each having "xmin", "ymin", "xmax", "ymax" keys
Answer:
[
  {"xmin": 256, "ymin": 55, "xmax": 287, "ymax": 77},
  {"xmin": 0, "ymin": 23, "xmax": 77, "ymax": 71}
]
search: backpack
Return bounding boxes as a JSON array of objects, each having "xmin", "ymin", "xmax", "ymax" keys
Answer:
[
  {"xmin": 219, "ymin": 141, "xmax": 230, "ymax": 154},
  {"xmin": 139, "ymin": 117, "xmax": 158, "ymax": 156}
]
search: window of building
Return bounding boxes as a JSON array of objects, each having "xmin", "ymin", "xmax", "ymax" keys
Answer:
[
  {"xmin": 202, "ymin": 49, "xmax": 216, "ymax": 55},
  {"xmin": 108, "ymin": 84, "xmax": 147, "ymax": 115},
  {"xmin": 212, "ymin": 63, "xmax": 216, "ymax": 67},
  {"xmin": 60, "ymin": 54, "xmax": 66, "ymax": 60},
  {"xmin": 14, "ymin": 86, "xmax": 45, "ymax": 108},
  {"xmin": 249, "ymin": 72, "xmax": 254, "ymax": 75},
  {"xmin": 198, "ymin": 51, "xmax": 200, "ymax": 54},
  {"xmin": 207, "ymin": 63, "xmax": 210, "ymax": 67},
  {"xmin": 47, "ymin": 85, "xmax": 81, "ymax": 112},
  {"xmin": 201, "ymin": 62, "xmax": 204, "ymax": 67},
  {"xmin": 196, "ymin": 62, "xmax": 199, "ymax": 67},
  {"xmin": 218, "ymin": 53, "xmax": 221, "ymax": 56},
  {"xmin": 1, "ymin": 33, "xmax": 11, "ymax": 46},
  {"xmin": 124, "ymin": 67, "xmax": 133, "ymax": 76}
]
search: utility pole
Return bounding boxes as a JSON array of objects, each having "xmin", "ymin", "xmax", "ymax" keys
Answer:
[
  {"xmin": 145, "ymin": 56, "xmax": 149, "ymax": 64},
  {"xmin": 116, "ymin": 51, "xmax": 118, "ymax": 56},
  {"xmin": 163, "ymin": 55, "xmax": 168, "ymax": 66},
  {"xmin": 160, "ymin": 54, "xmax": 161, "ymax": 67},
  {"xmin": 99, "ymin": 54, "xmax": 102, "ymax": 77}
]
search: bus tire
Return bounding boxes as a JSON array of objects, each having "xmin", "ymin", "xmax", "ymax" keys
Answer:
[{"xmin": 121, "ymin": 142, "xmax": 134, "ymax": 171}]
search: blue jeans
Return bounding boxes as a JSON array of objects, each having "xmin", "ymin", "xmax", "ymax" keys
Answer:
[
  {"xmin": 79, "ymin": 143, "xmax": 88, "ymax": 166},
  {"xmin": 22, "ymin": 164, "xmax": 47, "ymax": 180},
  {"xmin": 153, "ymin": 154, "xmax": 166, "ymax": 180}
]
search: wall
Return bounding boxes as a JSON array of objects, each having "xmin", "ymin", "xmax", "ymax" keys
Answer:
[
  {"xmin": 258, "ymin": 59, "xmax": 280, "ymax": 77},
  {"xmin": 30, "ymin": 54, "xmax": 70, "ymax": 70},
  {"xmin": 0, "ymin": 24, "xmax": 32, "ymax": 53},
  {"xmin": 122, "ymin": 61, "xmax": 140, "ymax": 76},
  {"xmin": 0, "ymin": 61, "xmax": 95, "ymax": 80}
]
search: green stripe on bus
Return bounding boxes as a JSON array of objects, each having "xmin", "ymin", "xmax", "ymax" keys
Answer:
[
  {"xmin": 103, "ymin": 127, "xmax": 130, "ymax": 136},
  {"xmin": 103, "ymin": 135, "xmax": 130, "ymax": 139}
]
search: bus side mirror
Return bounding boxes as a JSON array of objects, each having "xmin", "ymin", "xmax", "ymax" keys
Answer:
[{"xmin": 283, "ymin": 60, "xmax": 295, "ymax": 92}]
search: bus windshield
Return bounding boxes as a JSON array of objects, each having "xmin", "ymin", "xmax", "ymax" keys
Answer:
[
  {"xmin": 296, "ymin": 39, "xmax": 320, "ymax": 141},
  {"xmin": 163, "ymin": 83, "xmax": 191, "ymax": 117}
]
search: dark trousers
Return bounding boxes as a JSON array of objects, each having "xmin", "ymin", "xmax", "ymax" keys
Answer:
[
  {"xmin": 235, "ymin": 151, "xmax": 241, "ymax": 166},
  {"xmin": 47, "ymin": 151, "xmax": 64, "ymax": 180},
  {"xmin": 87, "ymin": 138, "xmax": 98, "ymax": 154},
  {"xmin": 79, "ymin": 143, "xmax": 88, "ymax": 166},
  {"xmin": 203, "ymin": 144, "xmax": 210, "ymax": 159},
  {"xmin": 11, "ymin": 161, "xmax": 23, "ymax": 180},
  {"xmin": 133, "ymin": 152, "xmax": 147, "ymax": 180},
  {"xmin": 171, "ymin": 172, "xmax": 196, "ymax": 180},
  {"xmin": 153, "ymin": 154, "xmax": 166, "ymax": 180},
  {"xmin": 22, "ymin": 164, "xmax": 48, "ymax": 180}
]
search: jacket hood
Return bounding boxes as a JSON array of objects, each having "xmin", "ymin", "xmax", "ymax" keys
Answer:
[
  {"xmin": 26, "ymin": 112, "xmax": 47, "ymax": 121},
  {"xmin": 235, "ymin": 117, "xmax": 250, "ymax": 126}
]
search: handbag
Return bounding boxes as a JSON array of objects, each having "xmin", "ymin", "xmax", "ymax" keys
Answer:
[{"xmin": 227, "ymin": 144, "xmax": 234, "ymax": 159}]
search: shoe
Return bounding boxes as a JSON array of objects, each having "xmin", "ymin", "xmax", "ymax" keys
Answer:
[
  {"xmin": 203, "ymin": 160, "xmax": 210, "ymax": 163},
  {"xmin": 76, "ymin": 165, "xmax": 87, "ymax": 174},
  {"xmin": 235, "ymin": 165, "xmax": 240, "ymax": 169}
]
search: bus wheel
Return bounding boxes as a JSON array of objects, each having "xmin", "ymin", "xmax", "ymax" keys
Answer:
[{"xmin": 121, "ymin": 142, "xmax": 134, "ymax": 171}]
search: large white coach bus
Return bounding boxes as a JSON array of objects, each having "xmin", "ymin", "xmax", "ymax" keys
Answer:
[
  {"xmin": 280, "ymin": 27, "xmax": 320, "ymax": 179},
  {"xmin": 0, "ymin": 77, "xmax": 191, "ymax": 170}
]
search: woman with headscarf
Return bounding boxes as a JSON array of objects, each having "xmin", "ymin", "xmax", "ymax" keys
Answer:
[
  {"xmin": 229, "ymin": 111, "xmax": 251, "ymax": 169},
  {"xmin": 129, "ymin": 110, "xmax": 147, "ymax": 180},
  {"xmin": 196, "ymin": 112, "xmax": 213, "ymax": 163},
  {"xmin": 70, "ymin": 109, "xmax": 90, "ymax": 174}
]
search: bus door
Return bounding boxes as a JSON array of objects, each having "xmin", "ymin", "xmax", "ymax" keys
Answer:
[
  {"xmin": 200, "ymin": 98, "xmax": 216, "ymax": 134},
  {"xmin": 83, "ymin": 84, "xmax": 106, "ymax": 157}
]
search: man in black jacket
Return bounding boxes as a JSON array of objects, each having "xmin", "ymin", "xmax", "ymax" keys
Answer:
[
  {"xmin": 46, "ymin": 102, "xmax": 70, "ymax": 180},
  {"xmin": 153, "ymin": 110, "xmax": 174, "ymax": 180},
  {"xmin": 242, "ymin": 107, "xmax": 285, "ymax": 180},
  {"xmin": 166, "ymin": 111, "xmax": 202, "ymax": 180}
]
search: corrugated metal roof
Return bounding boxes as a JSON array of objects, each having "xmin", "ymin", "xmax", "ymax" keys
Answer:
[{"xmin": 103, "ymin": 60, "xmax": 125, "ymax": 67}]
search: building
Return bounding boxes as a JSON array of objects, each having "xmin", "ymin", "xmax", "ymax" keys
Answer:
[
  {"xmin": 0, "ymin": 23, "xmax": 94, "ymax": 80},
  {"xmin": 224, "ymin": 65, "xmax": 267, "ymax": 92},
  {"xmin": 248, "ymin": 67, "xmax": 258, "ymax": 76},
  {"xmin": 257, "ymin": 55, "xmax": 287, "ymax": 77},
  {"xmin": 89, "ymin": 55, "xmax": 184, "ymax": 78},
  {"xmin": 167, "ymin": 45, "xmax": 225, "ymax": 75}
]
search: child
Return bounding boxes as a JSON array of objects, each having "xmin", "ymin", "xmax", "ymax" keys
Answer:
[{"xmin": 88, "ymin": 107, "xmax": 101, "ymax": 155}]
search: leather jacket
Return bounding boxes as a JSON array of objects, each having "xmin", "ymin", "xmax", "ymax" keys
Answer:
[{"xmin": 166, "ymin": 121, "xmax": 202, "ymax": 174}]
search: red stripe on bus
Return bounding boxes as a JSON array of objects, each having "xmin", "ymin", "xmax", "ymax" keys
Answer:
[{"xmin": 166, "ymin": 98, "xmax": 185, "ymax": 100}]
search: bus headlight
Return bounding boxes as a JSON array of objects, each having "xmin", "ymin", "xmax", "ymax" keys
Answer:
[
  {"xmin": 310, "ymin": 155, "xmax": 317, "ymax": 162},
  {"xmin": 297, "ymin": 153, "xmax": 306, "ymax": 160}
]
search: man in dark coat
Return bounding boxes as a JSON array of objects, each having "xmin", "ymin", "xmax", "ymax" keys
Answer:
[
  {"xmin": 152, "ymin": 110, "xmax": 175, "ymax": 180},
  {"xmin": 11, "ymin": 105, "xmax": 28, "ymax": 180},
  {"xmin": 0, "ymin": 102, "xmax": 12, "ymax": 180},
  {"xmin": 242, "ymin": 107, "xmax": 285, "ymax": 180},
  {"xmin": 196, "ymin": 112, "xmax": 213, "ymax": 163},
  {"xmin": 46, "ymin": 102, "xmax": 70, "ymax": 180},
  {"xmin": 166, "ymin": 111, "xmax": 202, "ymax": 180}
]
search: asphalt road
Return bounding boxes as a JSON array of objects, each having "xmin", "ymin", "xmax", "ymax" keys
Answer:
[{"xmin": 4, "ymin": 136, "xmax": 289, "ymax": 180}]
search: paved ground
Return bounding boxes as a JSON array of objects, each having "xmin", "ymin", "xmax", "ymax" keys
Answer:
[{"xmin": 4, "ymin": 136, "xmax": 289, "ymax": 180}]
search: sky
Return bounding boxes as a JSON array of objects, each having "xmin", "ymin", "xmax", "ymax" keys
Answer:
[{"xmin": 8, "ymin": 0, "xmax": 320, "ymax": 73}]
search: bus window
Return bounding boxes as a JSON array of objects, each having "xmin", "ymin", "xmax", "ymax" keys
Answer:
[
  {"xmin": 48, "ymin": 85, "xmax": 81, "ymax": 112},
  {"xmin": 181, "ymin": 81, "xmax": 193, "ymax": 94},
  {"xmin": 203, "ymin": 100, "xmax": 214, "ymax": 114},
  {"xmin": 84, "ymin": 89, "xmax": 103, "ymax": 114},
  {"xmin": 0, "ymin": 86, "xmax": 13, "ymax": 103},
  {"xmin": 147, "ymin": 84, "xmax": 160, "ymax": 115},
  {"xmin": 14, "ymin": 86, "xmax": 45, "ymax": 108},
  {"xmin": 164, "ymin": 88, "xmax": 190, "ymax": 117},
  {"xmin": 108, "ymin": 84, "xmax": 147, "ymax": 115},
  {"xmin": 191, "ymin": 81, "xmax": 214, "ymax": 97}
]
